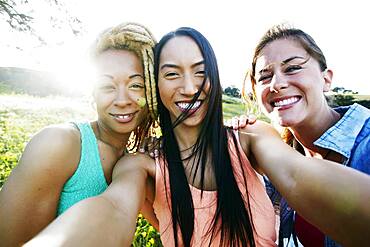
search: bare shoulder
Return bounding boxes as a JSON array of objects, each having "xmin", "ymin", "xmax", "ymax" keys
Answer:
[
  {"xmin": 33, "ymin": 123, "xmax": 80, "ymax": 147},
  {"xmin": 18, "ymin": 123, "xmax": 81, "ymax": 175}
]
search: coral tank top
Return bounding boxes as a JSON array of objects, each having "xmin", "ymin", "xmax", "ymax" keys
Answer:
[{"xmin": 153, "ymin": 131, "xmax": 277, "ymax": 246}]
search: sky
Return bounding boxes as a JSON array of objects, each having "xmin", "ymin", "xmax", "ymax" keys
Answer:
[{"xmin": 1, "ymin": 0, "xmax": 370, "ymax": 94}]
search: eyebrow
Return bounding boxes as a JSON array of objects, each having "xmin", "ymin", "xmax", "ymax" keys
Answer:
[
  {"xmin": 129, "ymin": 74, "xmax": 144, "ymax": 79},
  {"xmin": 99, "ymin": 74, "xmax": 114, "ymax": 79},
  {"xmin": 258, "ymin": 56, "xmax": 307, "ymax": 74},
  {"xmin": 160, "ymin": 60, "xmax": 205, "ymax": 70},
  {"xmin": 281, "ymin": 56, "xmax": 307, "ymax": 65},
  {"xmin": 191, "ymin": 60, "xmax": 205, "ymax": 68},
  {"xmin": 98, "ymin": 74, "xmax": 143, "ymax": 80}
]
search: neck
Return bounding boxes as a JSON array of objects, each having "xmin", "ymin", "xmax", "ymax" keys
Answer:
[
  {"xmin": 173, "ymin": 123, "xmax": 201, "ymax": 153},
  {"xmin": 289, "ymin": 107, "xmax": 341, "ymax": 155},
  {"xmin": 93, "ymin": 121, "xmax": 130, "ymax": 155}
]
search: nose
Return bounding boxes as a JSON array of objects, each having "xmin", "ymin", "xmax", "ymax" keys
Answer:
[
  {"xmin": 180, "ymin": 74, "xmax": 198, "ymax": 96},
  {"xmin": 114, "ymin": 86, "xmax": 132, "ymax": 107},
  {"xmin": 269, "ymin": 72, "xmax": 288, "ymax": 93}
]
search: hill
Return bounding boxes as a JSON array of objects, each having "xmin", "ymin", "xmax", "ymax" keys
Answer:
[{"xmin": 0, "ymin": 67, "xmax": 81, "ymax": 97}]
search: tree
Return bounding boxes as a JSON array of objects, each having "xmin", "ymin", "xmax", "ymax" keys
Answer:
[
  {"xmin": 331, "ymin": 86, "xmax": 358, "ymax": 94},
  {"xmin": 223, "ymin": 86, "xmax": 241, "ymax": 98},
  {"xmin": 0, "ymin": 0, "xmax": 84, "ymax": 45},
  {"xmin": 0, "ymin": 0, "xmax": 32, "ymax": 32}
]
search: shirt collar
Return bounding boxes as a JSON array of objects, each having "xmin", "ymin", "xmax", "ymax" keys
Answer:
[{"xmin": 314, "ymin": 103, "xmax": 370, "ymax": 158}]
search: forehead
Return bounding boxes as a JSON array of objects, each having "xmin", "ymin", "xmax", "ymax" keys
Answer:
[
  {"xmin": 159, "ymin": 36, "xmax": 203, "ymax": 65},
  {"xmin": 95, "ymin": 49, "xmax": 143, "ymax": 73},
  {"xmin": 255, "ymin": 39, "xmax": 306, "ymax": 71}
]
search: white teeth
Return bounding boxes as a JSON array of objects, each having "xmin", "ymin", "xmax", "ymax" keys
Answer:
[
  {"xmin": 116, "ymin": 114, "xmax": 130, "ymax": 119},
  {"xmin": 273, "ymin": 97, "xmax": 299, "ymax": 107},
  {"xmin": 177, "ymin": 101, "xmax": 201, "ymax": 110}
]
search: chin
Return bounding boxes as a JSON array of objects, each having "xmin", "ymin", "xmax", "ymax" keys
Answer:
[{"xmin": 278, "ymin": 118, "xmax": 299, "ymax": 128}]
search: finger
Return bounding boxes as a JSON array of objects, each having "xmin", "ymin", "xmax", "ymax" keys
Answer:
[
  {"xmin": 231, "ymin": 117, "xmax": 239, "ymax": 130},
  {"xmin": 247, "ymin": 114, "xmax": 257, "ymax": 124},
  {"xmin": 224, "ymin": 119, "xmax": 232, "ymax": 127},
  {"xmin": 239, "ymin": 115, "xmax": 248, "ymax": 128}
]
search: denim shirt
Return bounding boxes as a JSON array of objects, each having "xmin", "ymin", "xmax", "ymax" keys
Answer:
[{"xmin": 265, "ymin": 103, "xmax": 370, "ymax": 247}]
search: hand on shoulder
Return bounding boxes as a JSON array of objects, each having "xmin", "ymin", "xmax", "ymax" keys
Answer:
[
  {"xmin": 113, "ymin": 152, "xmax": 156, "ymax": 180},
  {"xmin": 239, "ymin": 120, "xmax": 279, "ymax": 137}
]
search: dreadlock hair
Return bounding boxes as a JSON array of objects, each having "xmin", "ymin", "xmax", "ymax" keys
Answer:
[
  {"xmin": 91, "ymin": 22, "xmax": 158, "ymax": 151},
  {"xmin": 154, "ymin": 27, "xmax": 255, "ymax": 247},
  {"xmin": 247, "ymin": 23, "xmax": 328, "ymax": 144}
]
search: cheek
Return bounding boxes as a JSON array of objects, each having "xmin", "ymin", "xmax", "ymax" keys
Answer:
[
  {"xmin": 157, "ymin": 80, "xmax": 167, "ymax": 96},
  {"xmin": 158, "ymin": 81, "xmax": 173, "ymax": 104},
  {"xmin": 255, "ymin": 85, "xmax": 268, "ymax": 104},
  {"xmin": 203, "ymin": 80, "xmax": 211, "ymax": 95},
  {"xmin": 94, "ymin": 92, "xmax": 113, "ymax": 108},
  {"xmin": 130, "ymin": 90, "xmax": 146, "ymax": 106}
]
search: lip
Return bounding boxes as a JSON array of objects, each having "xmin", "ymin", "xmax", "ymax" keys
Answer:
[
  {"xmin": 175, "ymin": 100, "xmax": 203, "ymax": 115},
  {"xmin": 270, "ymin": 95, "xmax": 302, "ymax": 111},
  {"xmin": 109, "ymin": 111, "xmax": 138, "ymax": 123}
]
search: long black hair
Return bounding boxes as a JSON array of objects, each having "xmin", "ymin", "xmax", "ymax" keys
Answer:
[{"xmin": 154, "ymin": 27, "xmax": 255, "ymax": 247}]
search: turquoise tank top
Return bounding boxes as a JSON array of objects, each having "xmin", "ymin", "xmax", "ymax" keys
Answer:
[{"xmin": 57, "ymin": 122, "xmax": 108, "ymax": 215}]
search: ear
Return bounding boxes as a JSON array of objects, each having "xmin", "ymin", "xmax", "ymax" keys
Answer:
[{"xmin": 323, "ymin": 69, "xmax": 333, "ymax": 92}]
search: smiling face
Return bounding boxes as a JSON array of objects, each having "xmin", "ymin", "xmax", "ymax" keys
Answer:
[
  {"xmin": 253, "ymin": 38, "xmax": 332, "ymax": 128},
  {"xmin": 93, "ymin": 49, "xmax": 147, "ymax": 135},
  {"xmin": 158, "ymin": 36, "xmax": 209, "ymax": 128}
]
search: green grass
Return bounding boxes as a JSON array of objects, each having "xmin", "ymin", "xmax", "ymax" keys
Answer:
[
  {"xmin": 350, "ymin": 94, "xmax": 370, "ymax": 101},
  {"xmin": 222, "ymin": 94, "xmax": 270, "ymax": 122}
]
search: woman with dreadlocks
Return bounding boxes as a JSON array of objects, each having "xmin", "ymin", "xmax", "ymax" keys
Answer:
[
  {"xmin": 0, "ymin": 22, "xmax": 158, "ymax": 246},
  {"xmin": 26, "ymin": 27, "xmax": 370, "ymax": 247}
]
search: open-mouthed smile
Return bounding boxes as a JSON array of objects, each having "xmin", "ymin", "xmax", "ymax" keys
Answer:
[
  {"xmin": 175, "ymin": 100, "xmax": 203, "ymax": 114},
  {"xmin": 271, "ymin": 96, "xmax": 301, "ymax": 109}
]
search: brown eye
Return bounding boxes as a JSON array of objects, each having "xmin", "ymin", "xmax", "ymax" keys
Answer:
[
  {"xmin": 257, "ymin": 74, "xmax": 272, "ymax": 84},
  {"xmin": 99, "ymin": 84, "xmax": 115, "ymax": 91},
  {"xmin": 129, "ymin": 83, "xmax": 144, "ymax": 89},
  {"xmin": 195, "ymin": 70, "xmax": 205, "ymax": 77},
  {"xmin": 164, "ymin": 72, "xmax": 179, "ymax": 78},
  {"xmin": 285, "ymin": 65, "xmax": 302, "ymax": 73}
]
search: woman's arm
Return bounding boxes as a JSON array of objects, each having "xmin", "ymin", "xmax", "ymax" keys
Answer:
[
  {"xmin": 240, "ymin": 120, "xmax": 370, "ymax": 247},
  {"xmin": 25, "ymin": 153, "xmax": 156, "ymax": 247},
  {"xmin": 0, "ymin": 125, "xmax": 81, "ymax": 246}
]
